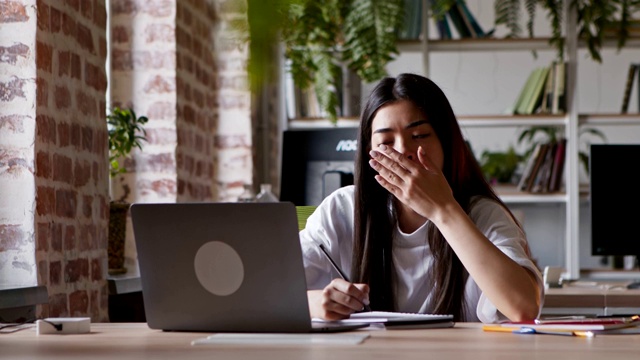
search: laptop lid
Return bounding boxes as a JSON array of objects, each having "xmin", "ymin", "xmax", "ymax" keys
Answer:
[{"xmin": 131, "ymin": 202, "xmax": 364, "ymax": 333}]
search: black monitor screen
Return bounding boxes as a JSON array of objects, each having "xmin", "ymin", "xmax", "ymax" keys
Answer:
[
  {"xmin": 590, "ymin": 144, "xmax": 640, "ymax": 256},
  {"xmin": 280, "ymin": 128, "xmax": 358, "ymax": 206}
]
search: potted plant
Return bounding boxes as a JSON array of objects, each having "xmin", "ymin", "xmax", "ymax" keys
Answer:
[
  {"xmin": 479, "ymin": 145, "xmax": 524, "ymax": 185},
  {"xmin": 107, "ymin": 107, "xmax": 148, "ymax": 275}
]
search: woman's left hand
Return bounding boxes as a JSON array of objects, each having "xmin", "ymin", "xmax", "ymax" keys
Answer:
[{"xmin": 369, "ymin": 145, "xmax": 453, "ymax": 219}]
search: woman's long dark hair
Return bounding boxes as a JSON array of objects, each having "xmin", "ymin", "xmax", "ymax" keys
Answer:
[{"xmin": 351, "ymin": 73, "xmax": 523, "ymax": 321}]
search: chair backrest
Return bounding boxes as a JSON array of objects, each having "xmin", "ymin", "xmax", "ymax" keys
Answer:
[{"xmin": 295, "ymin": 206, "xmax": 317, "ymax": 230}]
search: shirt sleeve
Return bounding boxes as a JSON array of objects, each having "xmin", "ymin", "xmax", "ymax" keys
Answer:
[
  {"xmin": 298, "ymin": 186, "xmax": 356, "ymax": 290},
  {"xmin": 468, "ymin": 198, "xmax": 545, "ymax": 323}
]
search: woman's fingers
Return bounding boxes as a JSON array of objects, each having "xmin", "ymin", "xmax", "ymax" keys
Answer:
[{"xmin": 319, "ymin": 279, "xmax": 370, "ymax": 319}]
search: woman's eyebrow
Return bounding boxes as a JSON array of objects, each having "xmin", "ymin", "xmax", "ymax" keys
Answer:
[
  {"xmin": 405, "ymin": 120, "xmax": 429, "ymax": 129},
  {"xmin": 373, "ymin": 119, "xmax": 429, "ymax": 134}
]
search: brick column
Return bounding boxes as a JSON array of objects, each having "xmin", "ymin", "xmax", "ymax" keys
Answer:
[
  {"xmin": 35, "ymin": 0, "xmax": 109, "ymax": 321},
  {"xmin": 0, "ymin": 0, "xmax": 38, "ymax": 289}
]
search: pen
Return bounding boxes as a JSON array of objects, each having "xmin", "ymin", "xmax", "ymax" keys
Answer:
[
  {"xmin": 482, "ymin": 325, "xmax": 595, "ymax": 338},
  {"xmin": 318, "ymin": 243, "xmax": 372, "ymax": 312}
]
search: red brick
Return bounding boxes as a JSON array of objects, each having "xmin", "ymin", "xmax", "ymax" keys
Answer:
[
  {"xmin": 65, "ymin": 258, "xmax": 89, "ymax": 283},
  {"xmin": 54, "ymin": 86, "xmax": 71, "ymax": 109},
  {"xmin": 51, "ymin": 222, "xmax": 62, "ymax": 252},
  {"xmin": 64, "ymin": 225, "xmax": 76, "ymax": 250},
  {"xmin": 82, "ymin": 195, "xmax": 93, "ymax": 218},
  {"xmin": 81, "ymin": 126, "xmax": 93, "ymax": 151},
  {"xmin": 36, "ymin": 41, "xmax": 53, "ymax": 73},
  {"xmin": 80, "ymin": 0, "xmax": 92, "ymax": 20},
  {"xmin": 71, "ymin": 53, "xmax": 81, "ymax": 79},
  {"xmin": 76, "ymin": 23, "xmax": 95, "ymax": 54},
  {"xmin": 0, "ymin": 43, "xmax": 29, "ymax": 65},
  {"xmin": 111, "ymin": 26, "xmax": 129, "ymax": 43},
  {"xmin": 36, "ymin": 77, "xmax": 49, "ymax": 106},
  {"xmin": 55, "ymin": 189, "xmax": 77, "ymax": 218},
  {"xmin": 52, "ymin": 154, "xmax": 73, "ymax": 183},
  {"xmin": 0, "ymin": 114, "xmax": 26, "ymax": 133},
  {"xmin": 50, "ymin": 260, "xmax": 62, "ymax": 285},
  {"xmin": 71, "ymin": 123, "xmax": 81, "ymax": 148},
  {"xmin": 0, "ymin": 1, "xmax": 29, "ymax": 22},
  {"xmin": 146, "ymin": 101, "xmax": 176, "ymax": 120},
  {"xmin": 36, "ymin": 151, "xmax": 51, "ymax": 179},
  {"xmin": 36, "ymin": 186, "xmax": 55, "ymax": 216},
  {"xmin": 0, "ymin": 77, "xmax": 27, "ymax": 101},
  {"xmin": 38, "ymin": 260, "xmax": 48, "ymax": 287},
  {"xmin": 91, "ymin": 258, "xmax": 102, "ymax": 281},
  {"xmin": 143, "ymin": 75, "xmax": 175, "ymax": 93},
  {"xmin": 48, "ymin": 293, "xmax": 68, "ymax": 317},
  {"xmin": 69, "ymin": 290, "xmax": 89, "ymax": 316},
  {"xmin": 61, "ymin": 12, "xmax": 76, "ymax": 36},
  {"xmin": 111, "ymin": 49, "xmax": 132, "ymax": 71},
  {"xmin": 65, "ymin": 0, "xmax": 80, "ymax": 12},
  {"xmin": 74, "ymin": 160, "xmax": 91, "ymax": 187},
  {"xmin": 111, "ymin": 0, "xmax": 138, "ymax": 15},
  {"xmin": 85, "ymin": 61, "xmax": 106, "ymax": 91},
  {"xmin": 37, "ymin": 222, "xmax": 50, "ymax": 251},
  {"xmin": 58, "ymin": 50, "xmax": 70, "ymax": 76},
  {"xmin": 37, "ymin": 2, "xmax": 49, "ymax": 31},
  {"xmin": 0, "ymin": 224, "xmax": 24, "ymax": 251},
  {"xmin": 215, "ymin": 134, "xmax": 249, "ymax": 149},
  {"xmin": 98, "ymin": 35, "xmax": 107, "ymax": 58},
  {"xmin": 50, "ymin": 6, "xmax": 61, "ymax": 33},
  {"xmin": 57, "ymin": 122, "xmax": 70, "ymax": 147},
  {"xmin": 145, "ymin": 23, "xmax": 175, "ymax": 43},
  {"xmin": 144, "ymin": 0, "xmax": 172, "ymax": 17},
  {"xmin": 76, "ymin": 91, "xmax": 97, "ymax": 116},
  {"xmin": 93, "ymin": 2, "xmax": 106, "ymax": 28}
]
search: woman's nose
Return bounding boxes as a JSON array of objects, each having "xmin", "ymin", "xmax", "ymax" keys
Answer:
[{"xmin": 395, "ymin": 140, "xmax": 415, "ymax": 160}]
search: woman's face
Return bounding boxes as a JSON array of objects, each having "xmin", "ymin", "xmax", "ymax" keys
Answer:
[{"xmin": 370, "ymin": 99, "xmax": 444, "ymax": 170}]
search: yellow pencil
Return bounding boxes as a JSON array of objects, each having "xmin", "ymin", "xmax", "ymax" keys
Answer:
[{"xmin": 482, "ymin": 325, "xmax": 595, "ymax": 338}]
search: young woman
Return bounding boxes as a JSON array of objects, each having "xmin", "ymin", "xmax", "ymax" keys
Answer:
[{"xmin": 299, "ymin": 73, "xmax": 543, "ymax": 323}]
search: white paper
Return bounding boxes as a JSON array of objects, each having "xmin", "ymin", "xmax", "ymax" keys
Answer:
[{"xmin": 191, "ymin": 333, "xmax": 370, "ymax": 346}]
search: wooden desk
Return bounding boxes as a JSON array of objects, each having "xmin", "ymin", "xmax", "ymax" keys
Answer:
[
  {"xmin": 2, "ymin": 322, "xmax": 639, "ymax": 360},
  {"xmin": 543, "ymin": 284, "xmax": 640, "ymax": 316}
]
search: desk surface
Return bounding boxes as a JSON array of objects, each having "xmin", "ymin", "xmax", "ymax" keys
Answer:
[{"xmin": 2, "ymin": 322, "xmax": 639, "ymax": 360}]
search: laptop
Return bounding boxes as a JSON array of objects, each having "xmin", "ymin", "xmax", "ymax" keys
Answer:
[{"xmin": 130, "ymin": 201, "xmax": 367, "ymax": 333}]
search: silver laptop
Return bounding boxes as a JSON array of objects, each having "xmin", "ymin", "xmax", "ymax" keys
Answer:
[{"xmin": 130, "ymin": 201, "xmax": 367, "ymax": 333}]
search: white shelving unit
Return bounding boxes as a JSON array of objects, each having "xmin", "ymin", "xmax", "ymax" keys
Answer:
[
  {"xmin": 406, "ymin": 0, "xmax": 584, "ymax": 278},
  {"xmin": 284, "ymin": 1, "xmax": 640, "ymax": 279}
]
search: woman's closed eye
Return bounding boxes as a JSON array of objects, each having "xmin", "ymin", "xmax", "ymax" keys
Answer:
[{"xmin": 412, "ymin": 133, "xmax": 430, "ymax": 140}]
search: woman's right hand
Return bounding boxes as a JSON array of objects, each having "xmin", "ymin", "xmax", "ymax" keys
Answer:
[{"xmin": 307, "ymin": 279, "xmax": 370, "ymax": 321}]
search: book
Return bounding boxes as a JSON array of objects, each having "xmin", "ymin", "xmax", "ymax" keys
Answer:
[
  {"xmin": 455, "ymin": 3, "xmax": 477, "ymax": 38},
  {"xmin": 548, "ymin": 137, "xmax": 567, "ymax": 192},
  {"xmin": 457, "ymin": 0, "xmax": 486, "ymax": 37},
  {"xmin": 531, "ymin": 141, "xmax": 556, "ymax": 193},
  {"xmin": 429, "ymin": 0, "xmax": 452, "ymax": 39},
  {"xmin": 540, "ymin": 62, "xmax": 556, "ymax": 113},
  {"xmin": 517, "ymin": 142, "xmax": 543, "ymax": 191},
  {"xmin": 446, "ymin": 3, "xmax": 472, "ymax": 38},
  {"xmin": 524, "ymin": 142, "xmax": 550, "ymax": 192},
  {"xmin": 500, "ymin": 316, "xmax": 640, "ymax": 331},
  {"xmin": 551, "ymin": 61, "xmax": 566, "ymax": 114},
  {"xmin": 620, "ymin": 63, "xmax": 638, "ymax": 113},
  {"xmin": 513, "ymin": 68, "xmax": 541, "ymax": 115},
  {"xmin": 522, "ymin": 66, "xmax": 550, "ymax": 115}
]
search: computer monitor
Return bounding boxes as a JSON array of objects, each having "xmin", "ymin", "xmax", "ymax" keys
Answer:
[
  {"xmin": 280, "ymin": 128, "xmax": 358, "ymax": 206},
  {"xmin": 590, "ymin": 144, "xmax": 640, "ymax": 270}
]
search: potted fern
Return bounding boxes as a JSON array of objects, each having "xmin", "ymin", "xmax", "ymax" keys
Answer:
[{"xmin": 107, "ymin": 107, "xmax": 148, "ymax": 275}]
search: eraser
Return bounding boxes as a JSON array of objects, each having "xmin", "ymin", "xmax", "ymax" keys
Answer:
[{"xmin": 36, "ymin": 317, "xmax": 91, "ymax": 335}]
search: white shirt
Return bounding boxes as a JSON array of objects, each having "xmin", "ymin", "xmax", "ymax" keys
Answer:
[{"xmin": 299, "ymin": 185, "xmax": 544, "ymax": 323}]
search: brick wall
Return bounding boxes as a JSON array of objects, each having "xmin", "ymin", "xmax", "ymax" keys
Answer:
[
  {"xmin": 0, "ymin": 0, "xmax": 38, "ymax": 288},
  {"xmin": 175, "ymin": 1, "xmax": 216, "ymax": 201},
  {"xmin": 34, "ymin": 0, "xmax": 109, "ymax": 321}
]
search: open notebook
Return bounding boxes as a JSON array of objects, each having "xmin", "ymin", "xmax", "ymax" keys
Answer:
[{"xmin": 315, "ymin": 311, "xmax": 455, "ymax": 330}]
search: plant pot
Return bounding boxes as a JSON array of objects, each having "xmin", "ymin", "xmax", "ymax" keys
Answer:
[{"xmin": 108, "ymin": 201, "xmax": 130, "ymax": 275}]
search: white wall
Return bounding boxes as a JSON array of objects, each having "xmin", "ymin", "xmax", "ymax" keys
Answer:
[{"xmin": 375, "ymin": 1, "xmax": 640, "ymax": 271}]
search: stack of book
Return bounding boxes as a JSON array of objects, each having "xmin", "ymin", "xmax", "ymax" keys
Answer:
[
  {"xmin": 485, "ymin": 315, "xmax": 640, "ymax": 336},
  {"xmin": 399, "ymin": 0, "xmax": 492, "ymax": 40},
  {"xmin": 513, "ymin": 61, "xmax": 566, "ymax": 115},
  {"xmin": 517, "ymin": 138, "xmax": 567, "ymax": 193}
]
